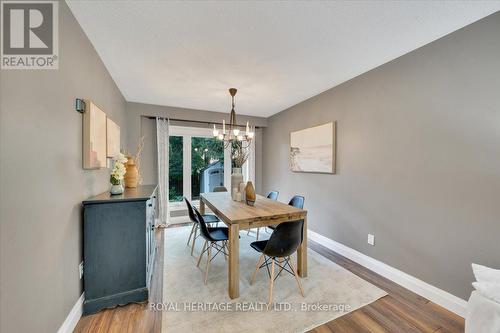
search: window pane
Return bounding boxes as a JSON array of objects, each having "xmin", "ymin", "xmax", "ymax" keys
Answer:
[
  {"xmin": 191, "ymin": 137, "xmax": 224, "ymax": 200},
  {"xmin": 169, "ymin": 136, "xmax": 183, "ymax": 202}
]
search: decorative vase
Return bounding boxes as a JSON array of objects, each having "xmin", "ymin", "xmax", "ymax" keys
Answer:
[
  {"xmin": 245, "ymin": 181, "xmax": 256, "ymax": 206},
  {"xmin": 110, "ymin": 183, "xmax": 124, "ymax": 195},
  {"xmin": 231, "ymin": 168, "xmax": 244, "ymax": 201},
  {"xmin": 124, "ymin": 156, "xmax": 139, "ymax": 188}
]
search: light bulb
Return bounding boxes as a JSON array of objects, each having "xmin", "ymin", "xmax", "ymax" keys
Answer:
[
  {"xmin": 218, "ymin": 134, "xmax": 224, "ymax": 140},
  {"xmin": 237, "ymin": 135, "xmax": 243, "ymax": 141},
  {"xmin": 233, "ymin": 129, "xmax": 240, "ymax": 136},
  {"xmin": 213, "ymin": 129, "xmax": 219, "ymax": 137},
  {"xmin": 248, "ymin": 132, "xmax": 254, "ymax": 139}
]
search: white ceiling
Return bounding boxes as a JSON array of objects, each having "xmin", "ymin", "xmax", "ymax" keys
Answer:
[{"xmin": 67, "ymin": 1, "xmax": 500, "ymax": 117}]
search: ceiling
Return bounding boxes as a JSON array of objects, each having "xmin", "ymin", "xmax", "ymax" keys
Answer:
[{"xmin": 67, "ymin": 1, "xmax": 500, "ymax": 117}]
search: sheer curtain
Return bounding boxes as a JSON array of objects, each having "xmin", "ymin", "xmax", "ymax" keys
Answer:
[
  {"xmin": 156, "ymin": 117, "xmax": 169, "ymax": 226},
  {"xmin": 243, "ymin": 136, "xmax": 256, "ymax": 185}
]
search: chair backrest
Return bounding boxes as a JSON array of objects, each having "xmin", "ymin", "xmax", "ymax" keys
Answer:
[
  {"xmin": 288, "ymin": 195, "xmax": 305, "ymax": 241},
  {"xmin": 192, "ymin": 205, "xmax": 216, "ymax": 242},
  {"xmin": 184, "ymin": 197, "xmax": 198, "ymax": 224},
  {"xmin": 288, "ymin": 195, "xmax": 305, "ymax": 209},
  {"xmin": 266, "ymin": 191, "xmax": 279, "ymax": 201},
  {"xmin": 263, "ymin": 220, "xmax": 304, "ymax": 258},
  {"xmin": 213, "ymin": 186, "xmax": 228, "ymax": 192}
]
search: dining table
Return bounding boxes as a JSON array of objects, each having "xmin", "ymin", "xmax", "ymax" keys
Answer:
[{"xmin": 199, "ymin": 192, "xmax": 308, "ymax": 299}]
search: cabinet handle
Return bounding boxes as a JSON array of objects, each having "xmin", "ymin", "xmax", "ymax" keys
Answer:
[{"xmin": 148, "ymin": 203, "xmax": 152, "ymax": 207}]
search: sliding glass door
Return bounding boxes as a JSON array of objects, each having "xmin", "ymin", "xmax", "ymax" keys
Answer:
[
  {"xmin": 169, "ymin": 126, "xmax": 230, "ymax": 204},
  {"xmin": 191, "ymin": 137, "xmax": 224, "ymax": 200},
  {"xmin": 168, "ymin": 136, "xmax": 183, "ymax": 202}
]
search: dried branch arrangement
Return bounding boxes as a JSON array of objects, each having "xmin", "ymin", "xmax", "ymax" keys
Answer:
[{"xmin": 232, "ymin": 144, "xmax": 249, "ymax": 168}]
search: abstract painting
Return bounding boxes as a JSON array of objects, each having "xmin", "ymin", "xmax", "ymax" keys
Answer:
[
  {"xmin": 83, "ymin": 101, "xmax": 107, "ymax": 169},
  {"xmin": 290, "ymin": 122, "xmax": 336, "ymax": 173},
  {"xmin": 106, "ymin": 118, "xmax": 120, "ymax": 158}
]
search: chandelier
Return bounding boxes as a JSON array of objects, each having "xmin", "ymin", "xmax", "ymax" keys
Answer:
[{"xmin": 212, "ymin": 88, "xmax": 254, "ymax": 148}]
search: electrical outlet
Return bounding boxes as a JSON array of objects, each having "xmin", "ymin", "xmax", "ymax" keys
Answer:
[
  {"xmin": 79, "ymin": 262, "xmax": 84, "ymax": 279},
  {"xmin": 367, "ymin": 234, "xmax": 375, "ymax": 246}
]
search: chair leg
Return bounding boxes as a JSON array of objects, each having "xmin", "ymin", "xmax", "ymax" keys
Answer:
[
  {"xmin": 191, "ymin": 225, "xmax": 198, "ymax": 256},
  {"xmin": 268, "ymin": 259, "xmax": 275, "ymax": 306},
  {"xmin": 251, "ymin": 253, "xmax": 265, "ymax": 285},
  {"xmin": 256, "ymin": 228, "xmax": 260, "ymax": 240},
  {"xmin": 204, "ymin": 243, "xmax": 212, "ymax": 284},
  {"xmin": 187, "ymin": 223, "xmax": 195, "ymax": 246},
  {"xmin": 197, "ymin": 240, "xmax": 207, "ymax": 267},
  {"xmin": 289, "ymin": 256, "xmax": 305, "ymax": 297}
]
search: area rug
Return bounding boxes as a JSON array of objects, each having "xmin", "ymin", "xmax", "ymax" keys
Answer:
[{"xmin": 161, "ymin": 226, "xmax": 386, "ymax": 332}]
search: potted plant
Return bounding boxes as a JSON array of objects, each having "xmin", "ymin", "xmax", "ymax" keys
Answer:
[{"xmin": 110, "ymin": 153, "xmax": 127, "ymax": 195}]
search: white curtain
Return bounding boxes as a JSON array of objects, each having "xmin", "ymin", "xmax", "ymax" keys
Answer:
[
  {"xmin": 156, "ymin": 117, "xmax": 169, "ymax": 226},
  {"xmin": 243, "ymin": 135, "xmax": 256, "ymax": 185}
]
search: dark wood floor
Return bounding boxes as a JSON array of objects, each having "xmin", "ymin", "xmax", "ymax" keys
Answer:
[{"xmin": 74, "ymin": 227, "xmax": 464, "ymax": 333}]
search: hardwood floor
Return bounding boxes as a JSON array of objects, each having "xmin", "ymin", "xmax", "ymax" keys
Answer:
[
  {"xmin": 308, "ymin": 241, "xmax": 464, "ymax": 333},
  {"xmin": 74, "ymin": 226, "xmax": 464, "ymax": 333}
]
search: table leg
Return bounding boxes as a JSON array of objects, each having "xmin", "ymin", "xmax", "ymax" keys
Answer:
[
  {"xmin": 297, "ymin": 216, "xmax": 308, "ymax": 277},
  {"xmin": 228, "ymin": 223, "xmax": 240, "ymax": 299},
  {"xmin": 199, "ymin": 198, "xmax": 205, "ymax": 214}
]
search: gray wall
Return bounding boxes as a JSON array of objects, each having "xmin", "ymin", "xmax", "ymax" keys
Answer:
[
  {"xmin": 0, "ymin": 2, "xmax": 127, "ymax": 332},
  {"xmin": 126, "ymin": 102, "xmax": 266, "ymax": 192},
  {"xmin": 262, "ymin": 12, "xmax": 500, "ymax": 300}
]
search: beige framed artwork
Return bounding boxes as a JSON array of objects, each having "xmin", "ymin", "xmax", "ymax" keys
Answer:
[
  {"xmin": 290, "ymin": 122, "xmax": 336, "ymax": 174},
  {"xmin": 83, "ymin": 101, "xmax": 107, "ymax": 169},
  {"xmin": 106, "ymin": 118, "xmax": 120, "ymax": 158}
]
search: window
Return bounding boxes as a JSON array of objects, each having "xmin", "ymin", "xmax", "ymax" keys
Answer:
[{"xmin": 168, "ymin": 136, "xmax": 183, "ymax": 202}]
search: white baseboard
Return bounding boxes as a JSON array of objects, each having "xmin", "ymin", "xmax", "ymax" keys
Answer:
[
  {"xmin": 57, "ymin": 293, "xmax": 84, "ymax": 333},
  {"xmin": 308, "ymin": 230, "xmax": 467, "ymax": 317}
]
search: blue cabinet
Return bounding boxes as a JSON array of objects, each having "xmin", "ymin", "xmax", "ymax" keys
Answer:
[{"xmin": 82, "ymin": 185, "xmax": 157, "ymax": 315}]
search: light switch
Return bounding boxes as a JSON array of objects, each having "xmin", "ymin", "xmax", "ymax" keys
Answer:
[{"xmin": 368, "ymin": 234, "xmax": 375, "ymax": 246}]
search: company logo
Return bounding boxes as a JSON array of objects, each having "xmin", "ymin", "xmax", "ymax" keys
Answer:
[{"xmin": 1, "ymin": 0, "xmax": 58, "ymax": 69}]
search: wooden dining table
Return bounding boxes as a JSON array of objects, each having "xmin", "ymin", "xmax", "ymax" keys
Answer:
[{"xmin": 199, "ymin": 192, "xmax": 308, "ymax": 299}]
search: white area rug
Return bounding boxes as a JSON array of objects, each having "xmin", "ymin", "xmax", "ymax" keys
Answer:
[{"xmin": 161, "ymin": 226, "xmax": 386, "ymax": 332}]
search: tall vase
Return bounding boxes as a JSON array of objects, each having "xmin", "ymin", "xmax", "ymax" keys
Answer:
[
  {"xmin": 245, "ymin": 181, "xmax": 256, "ymax": 206},
  {"xmin": 124, "ymin": 156, "xmax": 139, "ymax": 188},
  {"xmin": 231, "ymin": 167, "xmax": 244, "ymax": 201}
]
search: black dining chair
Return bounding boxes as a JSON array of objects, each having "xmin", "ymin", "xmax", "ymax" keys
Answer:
[
  {"xmin": 193, "ymin": 206, "xmax": 229, "ymax": 284},
  {"xmin": 185, "ymin": 197, "xmax": 220, "ymax": 256},
  {"xmin": 249, "ymin": 219, "xmax": 305, "ymax": 304},
  {"xmin": 247, "ymin": 191, "xmax": 279, "ymax": 240},
  {"xmin": 267, "ymin": 195, "xmax": 304, "ymax": 231},
  {"xmin": 212, "ymin": 186, "xmax": 228, "ymax": 192}
]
